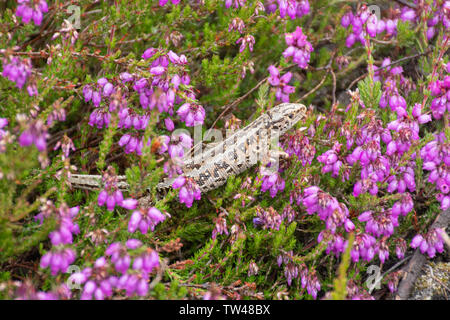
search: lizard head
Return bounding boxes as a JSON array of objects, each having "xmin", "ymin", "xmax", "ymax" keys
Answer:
[{"xmin": 266, "ymin": 103, "xmax": 307, "ymax": 134}]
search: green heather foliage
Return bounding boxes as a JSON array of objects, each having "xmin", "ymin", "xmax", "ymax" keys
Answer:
[{"xmin": 0, "ymin": 0, "xmax": 449, "ymax": 300}]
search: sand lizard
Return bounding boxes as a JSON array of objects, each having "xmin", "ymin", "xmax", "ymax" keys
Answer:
[{"xmin": 68, "ymin": 103, "xmax": 307, "ymax": 193}]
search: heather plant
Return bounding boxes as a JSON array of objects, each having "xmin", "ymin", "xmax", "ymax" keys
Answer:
[{"xmin": 0, "ymin": 0, "xmax": 449, "ymax": 301}]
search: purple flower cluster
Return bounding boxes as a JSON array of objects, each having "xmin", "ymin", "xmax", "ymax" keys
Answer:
[
  {"xmin": 177, "ymin": 103, "xmax": 205, "ymax": 127},
  {"xmin": 15, "ymin": 0, "xmax": 48, "ymax": 26},
  {"xmin": 281, "ymin": 204, "xmax": 298, "ymax": 224},
  {"xmin": 358, "ymin": 209, "xmax": 398, "ymax": 239},
  {"xmin": 168, "ymin": 131, "xmax": 192, "ymax": 159},
  {"xmin": 277, "ymin": 254, "xmax": 320, "ymax": 299},
  {"xmin": 341, "ymin": 108, "xmax": 422, "ymax": 199},
  {"xmin": 376, "ymin": 58, "xmax": 416, "ymax": 117},
  {"xmin": 342, "ymin": 5, "xmax": 398, "ymax": 47},
  {"xmin": 97, "ymin": 166, "xmax": 138, "ymax": 212},
  {"xmin": 317, "ymin": 229, "xmax": 347, "ymax": 257},
  {"xmin": 39, "ymin": 204, "xmax": 80, "ymax": 275},
  {"xmin": 411, "ymin": 228, "xmax": 445, "ymax": 258},
  {"xmin": 281, "ymin": 130, "xmax": 316, "ymax": 166},
  {"xmin": 1, "ymin": 56, "xmax": 37, "ymax": 95},
  {"xmin": 172, "ymin": 175, "xmax": 201, "ymax": 208},
  {"xmin": 345, "ymin": 280, "xmax": 374, "ymax": 300},
  {"xmin": 212, "ymin": 213, "xmax": 229, "ymax": 239},
  {"xmin": 399, "ymin": 1, "xmax": 450, "ymax": 40},
  {"xmin": 266, "ymin": 0, "xmax": 310, "ymax": 20},
  {"xmin": 317, "ymin": 142, "xmax": 343, "ymax": 178},
  {"xmin": 429, "ymin": 75, "xmax": 450, "ymax": 120},
  {"xmin": 395, "ymin": 238, "xmax": 407, "ymax": 259},
  {"xmin": 40, "ymin": 248, "xmax": 76, "ymax": 276},
  {"xmin": 128, "ymin": 207, "xmax": 166, "ymax": 234},
  {"xmin": 159, "ymin": 0, "xmax": 180, "ymax": 6},
  {"xmin": 18, "ymin": 119, "xmax": 48, "ymax": 152},
  {"xmin": 421, "ymin": 133, "xmax": 450, "ymax": 210},
  {"xmin": 268, "ymin": 65, "xmax": 295, "ymax": 102},
  {"xmin": 236, "ymin": 35, "xmax": 255, "ymax": 53},
  {"xmin": 83, "ymin": 48, "xmax": 204, "ymax": 157},
  {"xmin": 73, "ymin": 242, "xmax": 160, "ymax": 299},
  {"xmin": 283, "ymin": 26, "xmax": 313, "ymax": 69},
  {"xmin": 254, "ymin": 206, "xmax": 282, "ymax": 230},
  {"xmin": 14, "ymin": 281, "xmax": 71, "ymax": 300},
  {"xmin": 302, "ymin": 186, "xmax": 354, "ymax": 234},
  {"xmin": 350, "ymin": 232, "xmax": 377, "ymax": 263},
  {"xmin": 225, "ymin": 0, "xmax": 246, "ymax": 9},
  {"xmin": 229, "ymin": 18, "xmax": 245, "ymax": 34},
  {"xmin": 260, "ymin": 170, "xmax": 285, "ymax": 198}
]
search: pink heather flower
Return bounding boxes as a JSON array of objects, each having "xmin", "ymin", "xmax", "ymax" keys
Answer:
[
  {"xmin": 40, "ymin": 248, "xmax": 76, "ymax": 276},
  {"xmin": 229, "ymin": 17, "xmax": 245, "ymax": 33},
  {"xmin": 255, "ymin": 207, "xmax": 282, "ymax": 231},
  {"xmin": 2, "ymin": 56, "xmax": 33, "ymax": 90},
  {"xmin": 260, "ymin": 171, "xmax": 285, "ymax": 197},
  {"xmin": 177, "ymin": 103, "xmax": 205, "ymax": 127},
  {"xmin": 225, "ymin": 0, "xmax": 246, "ymax": 9},
  {"xmin": 16, "ymin": 0, "xmax": 48, "ymax": 26},
  {"xmin": 128, "ymin": 207, "xmax": 166, "ymax": 234},
  {"xmin": 411, "ymin": 229, "xmax": 445, "ymax": 258},
  {"xmin": 164, "ymin": 118, "xmax": 175, "ymax": 131},
  {"xmin": 283, "ymin": 26, "xmax": 313, "ymax": 69},
  {"xmin": 74, "ymin": 257, "xmax": 116, "ymax": 300},
  {"xmin": 172, "ymin": 176, "xmax": 201, "ymax": 208},
  {"xmin": 236, "ymin": 35, "xmax": 255, "ymax": 53},
  {"xmin": 400, "ymin": 8, "xmax": 416, "ymax": 22},
  {"xmin": 212, "ymin": 214, "xmax": 229, "ymax": 239},
  {"xmin": 351, "ymin": 233, "xmax": 377, "ymax": 263},
  {"xmin": 168, "ymin": 132, "xmax": 192, "ymax": 159},
  {"xmin": 366, "ymin": 14, "xmax": 378, "ymax": 37},
  {"xmin": 18, "ymin": 119, "xmax": 49, "ymax": 152},
  {"xmin": 268, "ymin": 65, "xmax": 295, "ymax": 102}
]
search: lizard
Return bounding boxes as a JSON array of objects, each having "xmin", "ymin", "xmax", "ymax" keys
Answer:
[{"xmin": 68, "ymin": 103, "xmax": 307, "ymax": 194}]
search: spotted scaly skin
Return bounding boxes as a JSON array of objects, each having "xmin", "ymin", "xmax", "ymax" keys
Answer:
[{"xmin": 68, "ymin": 103, "xmax": 307, "ymax": 193}]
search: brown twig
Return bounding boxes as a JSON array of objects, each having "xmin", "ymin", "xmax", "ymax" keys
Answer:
[{"xmin": 295, "ymin": 70, "xmax": 330, "ymax": 103}]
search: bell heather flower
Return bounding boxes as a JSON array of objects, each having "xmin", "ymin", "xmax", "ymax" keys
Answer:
[
  {"xmin": 177, "ymin": 103, "xmax": 205, "ymax": 127},
  {"xmin": 266, "ymin": 0, "xmax": 310, "ymax": 19},
  {"xmin": 410, "ymin": 228, "xmax": 445, "ymax": 258},
  {"xmin": 225, "ymin": 0, "xmax": 246, "ymax": 9},
  {"xmin": 172, "ymin": 175, "xmax": 201, "ymax": 208},
  {"xmin": 15, "ymin": 0, "xmax": 48, "ymax": 26},
  {"xmin": 128, "ymin": 207, "xmax": 166, "ymax": 234},
  {"xmin": 260, "ymin": 170, "xmax": 285, "ymax": 198},
  {"xmin": 40, "ymin": 248, "xmax": 76, "ymax": 276},
  {"xmin": 255, "ymin": 206, "xmax": 282, "ymax": 231},
  {"xmin": 302, "ymin": 186, "xmax": 353, "ymax": 233},
  {"xmin": 18, "ymin": 119, "xmax": 49, "ymax": 152},
  {"xmin": 281, "ymin": 130, "xmax": 316, "ymax": 166},
  {"xmin": 212, "ymin": 213, "xmax": 229, "ymax": 239},
  {"xmin": 268, "ymin": 65, "xmax": 295, "ymax": 102},
  {"xmin": 229, "ymin": 17, "xmax": 245, "ymax": 33},
  {"xmin": 97, "ymin": 166, "xmax": 137, "ymax": 211},
  {"xmin": 421, "ymin": 133, "xmax": 450, "ymax": 210},
  {"xmin": 351, "ymin": 232, "xmax": 377, "ymax": 263},
  {"xmin": 395, "ymin": 239, "xmax": 407, "ymax": 259},
  {"xmin": 236, "ymin": 35, "xmax": 255, "ymax": 53},
  {"xmin": 74, "ymin": 257, "xmax": 116, "ymax": 300},
  {"xmin": 283, "ymin": 26, "xmax": 313, "ymax": 69}
]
